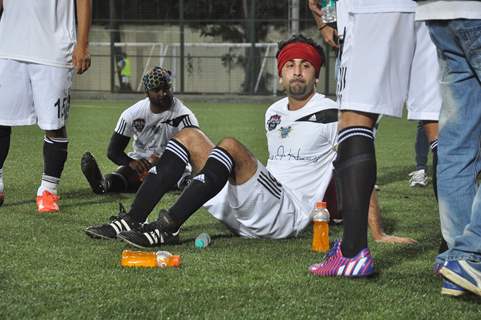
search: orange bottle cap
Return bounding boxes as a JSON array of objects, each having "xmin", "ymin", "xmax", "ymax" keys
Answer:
[
  {"xmin": 168, "ymin": 255, "xmax": 181, "ymax": 267},
  {"xmin": 316, "ymin": 201, "xmax": 327, "ymax": 209}
]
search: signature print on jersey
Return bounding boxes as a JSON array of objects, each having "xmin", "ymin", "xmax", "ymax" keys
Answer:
[
  {"xmin": 133, "ymin": 118, "xmax": 146, "ymax": 132},
  {"xmin": 267, "ymin": 114, "xmax": 281, "ymax": 131}
]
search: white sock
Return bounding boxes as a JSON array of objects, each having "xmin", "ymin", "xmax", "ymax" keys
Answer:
[
  {"xmin": 0, "ymin": 168, "xmax": 4, "ymax": 192},
  {"xmin": 37, "ymin": 174, "xmax": 59, "ymax": 196}
]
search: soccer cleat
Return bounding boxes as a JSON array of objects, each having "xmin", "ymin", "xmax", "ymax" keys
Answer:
[
  {"xmin": 441, "ymin": 279, "xmax": 466, "ymax": 297},
  {"xmin": 0, "ymin": 191, "xmax": 4, "ymax": 207},
  {"xmin": 440, "ymin": 260, "xmax": 481, "ymax": 296},
  {"xmin": 81, "ymin": 152, "xmax": 106, "ymax": 194},
  {"xmin": 36, "ymin": 190, "xmax": 60, "ymax": 213},
  {"xmin": 118, "ymin": 210, "xmax": 180, "ymax": 249},
  {"xmin": 85, "ymin": 203, "xmax": 141, "ymax": 240},
  {"xmin": 408, "ymin": 169, "xmax": 428, "ymax": 187},
  {"xmin": 309, "ymin": 240, "xmax": 375, "ymax": 277}
]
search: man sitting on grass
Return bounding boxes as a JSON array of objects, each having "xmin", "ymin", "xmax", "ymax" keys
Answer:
[
  {"xmin": 81, "ymin": 66, "xmax": 196, "ymax": 195},
  {"xmin": 85, "ymin": 36, "xmax": 414, "ymax": 267}
]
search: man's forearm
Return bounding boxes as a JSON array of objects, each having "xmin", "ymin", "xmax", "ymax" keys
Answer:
[{"xmin": 76, "ymin": 0, "xmax": 92, "ymax": 49}]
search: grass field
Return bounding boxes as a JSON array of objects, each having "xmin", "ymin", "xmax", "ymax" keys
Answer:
[{"xmin": 0, "ymin": 99, "xmax": 480, "ymax": 319}]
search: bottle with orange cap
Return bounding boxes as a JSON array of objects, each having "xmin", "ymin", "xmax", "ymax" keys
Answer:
[
  {"xmin": 121, "ymin": 250, "xmax": 181, "ymax": 268},
  {"xmin": 311, "ymin": 201, "xmax": 330, "ymax": 253}
]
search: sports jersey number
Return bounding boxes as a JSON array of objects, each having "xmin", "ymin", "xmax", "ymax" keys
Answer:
[{"xmin": 54, "ymin": 95, "xmax": 70, "ymax": 120}]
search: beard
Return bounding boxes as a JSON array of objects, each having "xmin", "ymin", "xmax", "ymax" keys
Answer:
[
  {"xmin": 148, "ymin": 93, "xmax": 173, "ymax": 109},
  {"xmin": 287, "ymin": 80, "xmax": 312, "ymax": 100}
]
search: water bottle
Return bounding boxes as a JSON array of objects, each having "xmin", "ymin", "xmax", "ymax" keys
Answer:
[
  {"xmin": 121, "ymin": 250, "xmax": 181, "ymax": 268},
  {"xmin": 311, "ymin": 201, "xmax": 330, "ymax": 253},
  {"xmin": 195, "ymin": 232, "xmax": 211, "ymax": 249},
  {"xmin": 319, "ymin": 0, "xmax": 336, "ymax": 24}
]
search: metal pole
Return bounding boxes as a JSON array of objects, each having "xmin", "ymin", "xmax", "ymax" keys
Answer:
[
  {"xmin": 179, "ymin": 0, "xmax": 185, "ymax": 93},
  {"xmin": 248, "ymin": 0, "xmax": 256, "ymax": 93},
  {"xmin": 290, "ymin": 0, "xmax": 300, "ymax": 35},
  {"xmin": 109, "ymin": 0, "xmax": 116, "ymax": 92}
]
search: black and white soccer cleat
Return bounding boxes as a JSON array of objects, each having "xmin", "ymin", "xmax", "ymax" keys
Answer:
[
  {"xmin": 118, "ymin": 210, "xmax": 180, "ymax": 248},
  {"xmin": 85, "ymin": 203, "xmax": 141, "ymax": 240},
  {"xmin": 81, "ymin": 152, "xmax": 106, "ymax": 194}
]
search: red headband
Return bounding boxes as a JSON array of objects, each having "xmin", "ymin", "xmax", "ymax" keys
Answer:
[{"xmin": 277, "ymin": 42, "xmax": 322, "ymax": 78}]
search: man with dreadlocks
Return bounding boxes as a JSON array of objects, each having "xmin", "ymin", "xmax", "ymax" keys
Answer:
[{"xmin": 81, "ymin": 66, "xmax": 197, "ymax": 195}]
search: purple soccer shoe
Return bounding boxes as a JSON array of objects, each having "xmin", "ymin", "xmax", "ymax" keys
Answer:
[{"xmin": 309, "ymin": 240, "xmax": 375, "ymax": 277}]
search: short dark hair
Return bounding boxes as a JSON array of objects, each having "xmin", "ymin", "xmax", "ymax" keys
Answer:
[{"xmin": 276, "ymin": 34, "xmax": 326, "ymax": 67}]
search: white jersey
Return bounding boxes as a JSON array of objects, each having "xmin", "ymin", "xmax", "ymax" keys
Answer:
[
  {"xmin": 114, "ymin": 97, "xmax": 198, "ymax": 160},
  {"xmin": 0, "ymin": 0, "xmax": 77, "ymax": 68},
  {"xmin": 345, "ymin": 0, "xmax": 416, "ymax": 13},
  {"xmin": 265, "ymin": 93, "xmax": 338, "ymax": 212}
]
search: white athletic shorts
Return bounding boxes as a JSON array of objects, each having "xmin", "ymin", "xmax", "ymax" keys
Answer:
[
  {"xmin": 0, "ymin": 59, "xmax": 73, "ymax": 130},
  {"xmin": 337, "ymin": 12, "xmax": 441, "ymax": 120},
  {"xmin": 203, "ymin": 161, "xmax": 311, "ymax": 239}
]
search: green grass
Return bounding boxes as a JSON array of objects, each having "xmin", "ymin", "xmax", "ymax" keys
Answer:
[{"xmin": 0, "ymin": 99, "xmax": 480, "ymax": 319}]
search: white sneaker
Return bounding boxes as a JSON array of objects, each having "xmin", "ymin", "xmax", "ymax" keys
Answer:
[{"xmin": 408, "ymin": 169, "xmax": 428, "ymax": 187}]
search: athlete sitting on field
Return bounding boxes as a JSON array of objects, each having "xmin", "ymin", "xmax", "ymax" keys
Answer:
[
  {"xmin": 81, "ymin": 66, "xmax": 196, "ymax": 194},
  {"xmin": 85, "ymin": 35, "xmax": 414, "ymax": 248}
]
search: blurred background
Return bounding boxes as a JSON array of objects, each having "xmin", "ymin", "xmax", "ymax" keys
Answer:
[{"xmin": 77, "ymin": 0, "xmax": 337, "ymax": 96}]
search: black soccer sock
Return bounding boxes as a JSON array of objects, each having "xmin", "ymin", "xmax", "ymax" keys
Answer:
[
  {"xmin": 42, "ymin": 136, "xmax": 68, "ymax": 182},
  {"xmin": 128, "ymin": 139, "xmax": 190, "ymax": 223},
  {"xmin": 104, "ymin": 173, "xmax": 129, "ymax": 193},
  {"xmin": 0, "ymin": 126, "xmax": 11, "ymax": 170},
  {"xmin": 335, "ymin": 127, "xmax": 376, "ymax": 258},
  {"xmin": 167, "ymin": 146, "xmax": 234, "ymax": 227},
  {"xmin": 430, "ymin": 139, "xmax": 438, "ymax": 200}
]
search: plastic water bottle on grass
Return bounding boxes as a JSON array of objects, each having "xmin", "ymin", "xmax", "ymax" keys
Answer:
[
  {"xmin": 121, "ymin": 250, "xmax": 181, "ymax": 268},
  {"xmin": 311, "ymin": 201, "xmax": 330, "ymax": 253},
  {"xmin": 195, "ymin": 233, "xmax": 211, "ymax": 249}
]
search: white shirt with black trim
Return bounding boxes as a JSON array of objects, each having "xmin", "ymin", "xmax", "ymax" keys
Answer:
[
  {"xmin": 265, "ymin": 93, "xmax": 338, "ymax": 211},
  {"xmin": 114, "ymin": 97, "xmax": 198, "ymax": 159},
  {"xmin": 0, "ymin": 0, "xmax": 77, "ymax": 68}
]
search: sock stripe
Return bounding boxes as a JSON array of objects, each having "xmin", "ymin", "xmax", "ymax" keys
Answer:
[
  {"xmin": 430, "ymin": 139, "xmax": 438, "ymax": 152},
  {"xmin": 41, "ymin": 174, "xmax": 60, "ymax": 184},
  {"xmin": 209, "ymin": 148, "xmax": 234, "ymax": 173},
  {"xmin": 166, "ymin": 140, "xmax": 189, "ymax": 164},
  {"xmin": 337, "ymin": 127, "xmax": 374, "ymax": 145}
]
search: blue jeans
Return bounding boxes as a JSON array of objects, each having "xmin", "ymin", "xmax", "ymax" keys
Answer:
[{"xmin": 427, "ymin": 20, "xmax": 481, "ymax": 263}]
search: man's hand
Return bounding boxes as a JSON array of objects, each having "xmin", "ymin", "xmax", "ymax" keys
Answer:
[
  {"xmin": 72, "ymin": 45, "xmax": 91, "ymax": 74},
  {"xmin": 129, "ymin": 159, "xmax": 152, "ymax": 175},
  {"xmin": 374, "ymin": 233, "xmax": 417, "ymax": 245},
  {"xmin": 320, "ymin": 25, "xmax": 339, "ymax": 49}
]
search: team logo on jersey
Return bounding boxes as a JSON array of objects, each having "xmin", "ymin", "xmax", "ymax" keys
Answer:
[
  {"xmin": 267, "ymin": 114, "xmax": 281, "ymax": 131},
  {"xmin": 279, "ymin": 126, "xmax": 292, "ymax": 138},
  {"xmin": 133, "ymin": 118, "xmax": 146, "ymax": 132}
]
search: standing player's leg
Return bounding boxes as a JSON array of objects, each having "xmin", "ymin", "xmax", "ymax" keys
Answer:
[
  {"xmin": 118, "ymin": 136, "xmax": 258, "ymax": 248},
  {"xmin": 29, "ymin": 63, "xmax": 73, "ymax": 212},
  {"xmin": 0, "ymin": 126, "xmax": 11, "ymax": 206}
]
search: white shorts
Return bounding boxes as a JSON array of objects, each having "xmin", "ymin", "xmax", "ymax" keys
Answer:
[
  {"xmin": 203, "ymin": 161, "xmax": 311, "ymax": 239},
  {"xmin": 337, "ymin": 12, "xmax": 441, "ymax": 120},
  {"xmin": 0, "ymin": 59, "xmax": 73, "ymax": 130}
]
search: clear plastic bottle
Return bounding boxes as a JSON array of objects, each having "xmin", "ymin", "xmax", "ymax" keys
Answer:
[
  {"xmin": 319, "ymin": 0, "xmax": 337, "ymax": 24},
  {"xmin": 121, "ymin": 250, "xmax": 181, "ymax": 268},
  {"xmin": 194, "ymin": 232, "xmax": 211, "ymax": 249},
  {"xmin": 311, "ymin": 201, "xmax": 330, "ymax": 253}
]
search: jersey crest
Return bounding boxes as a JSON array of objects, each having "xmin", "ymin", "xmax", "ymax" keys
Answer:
[
  {"xmin": 279, "ymin": 126, "xmax": 292, "ymax": 138},
  {"xmin": 133, "ymin": 118, "xmax": 146, "ymax": 132},
  {"xmin": 267, "ymin": 114, "xmax": 281, "ymax": 131}
]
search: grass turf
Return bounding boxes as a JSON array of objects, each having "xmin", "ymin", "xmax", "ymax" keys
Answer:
[{"xmin": 0, "ymin": 99, "xmax": 480, "ymax": 319}]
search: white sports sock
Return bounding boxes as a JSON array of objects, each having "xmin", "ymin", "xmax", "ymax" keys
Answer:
[
  {"xmin": 37, "ymin": 174, "xmax": 59, "ymax": 196},
  {"xmin": 0, "ymin": 168, "xmax": 4, "ymax": 192}
]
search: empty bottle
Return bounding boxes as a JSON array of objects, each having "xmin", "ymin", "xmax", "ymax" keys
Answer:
[
  {"xmin": 195, "ymin": 232, "xmax": 211, "ymax": 249},
  {"xmin": 311, "ymin": 201, "xmax": 330, "ymax": 253},
  {"xmin": 319, "ymin": 0, "xmax": 336, "ymax": 23},
  {"xmin": 121, "ymin": 250, "xmax": 181, "ymax": 268}
]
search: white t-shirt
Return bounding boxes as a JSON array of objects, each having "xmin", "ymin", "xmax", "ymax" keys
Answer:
[
  {"xmin": 265, "ymin": 93, "xmax": 338, "ymax": 212},
  {"xmin": 345, "ymin": 0, "xmax": 416, "ymax": 13},
  {"xmin": 0, "ymin": 0, "xmax": 77, "ymax": 68},
  {"xmin": 114, "ymin": 97, "xmax": 199, "ymax": 160},
  {"xmin": 416, "ymin": 1, "xmax": 481, "ymax": 20}
]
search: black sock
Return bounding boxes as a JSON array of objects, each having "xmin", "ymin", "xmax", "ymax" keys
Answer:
[
  {"xmin": 335, "ymin": 127, "xmax": 376, "ymax": 258},
  {"xmin": 167, "ymin": 146, "xmax": 234, "ymax": 227},
  {"xmin": 128, "ymin": 139, "xmax": 190, "ymax": 223},
  {"xmin": 43, "ymin": 136, "xmax": 68, "ymax": 179},
  {"xmin": 430, "ymin": 139, "xmax": 438, "ymax": 200},
  {"xmin": 0, "ymin": 126, "xmax": 11, "ymax": 170},
  {"xmin": 104, "ymin": 173, "xmax": 129, "ymax": 193}
]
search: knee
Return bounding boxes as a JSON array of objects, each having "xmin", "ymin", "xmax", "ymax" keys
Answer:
[
  {"xmin": 0, "ymin": 126, "xmax": 11, "ymax": 137},
  {"xmin": 45, "ymin": 127, "xmax": 67, "ymax": 139},
  {"xmin": 174, "ymin": 127, "xmax": 204, "ymax": 147},
  {"xmin": 217, "ymin": 137, "xmax": 241, "ymax": 154}
]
